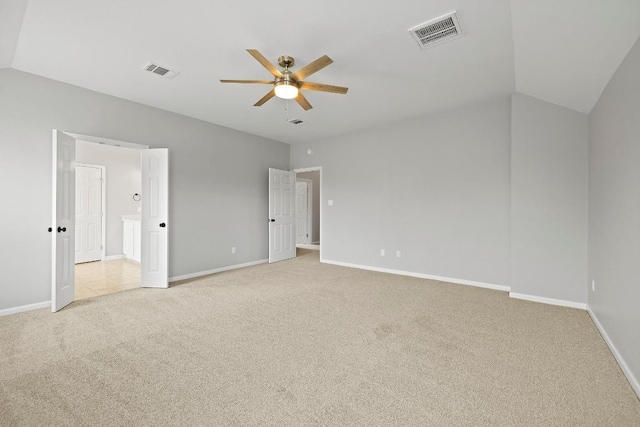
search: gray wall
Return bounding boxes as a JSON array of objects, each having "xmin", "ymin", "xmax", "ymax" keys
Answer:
[
  {"xmin": 0, "ymin": 69, "xmax": 289, "ymax": 311},
  {"xmin": 510, "ymin": 93, "xmax": 588, "ymax": 303},
  {"xmin": 296, "ymin": 170, "xmax": 320, "ymax": 243},
  {"xmin": 76, "ymin": 140, "xmax": 141, "ymax": 258},
  {"xmin": 291, "ymin": 98, "xmax": 511, "ymax": 287},
  {"xmin": 589, "ymin": 37, "xmax": 640, "ymax": 389}
]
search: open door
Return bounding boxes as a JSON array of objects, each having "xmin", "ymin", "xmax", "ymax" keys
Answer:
[
  {"xmin": 51, "ymin": 130, "xmax": 76, "ymax": 312},
  {"xmin": 296, "ymin": 180, "xmax": 312, "ymax": 244},
  {"xmin": 141, "ymin": 149, "xmax": 169, "ymax": 288},
  {"xmin": 269, "ymin": 168, "xmax": 296, "ymax": 263}
]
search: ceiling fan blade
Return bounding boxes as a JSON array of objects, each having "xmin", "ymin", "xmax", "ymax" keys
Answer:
[
  {"xmin": 295, "ymin": 92, "xmax": 313, "ymax": 111},
  {"xmin": 299, "ymin": 82, "xmax": 348, "ymax": 94},
  {"xmin": 220, "ymin": 79, "xmax": 274, "ymax": 84},
  {"xmin": 254, "ymin": 89, "xmax": 276, "ymax": 107},
  {"xmin": 291, "ymin": 55, "xmax": 333, "ymax": 81},
  {"xmin": 246, "ymin": 49, "xmax": 284, "ymax": 78}
]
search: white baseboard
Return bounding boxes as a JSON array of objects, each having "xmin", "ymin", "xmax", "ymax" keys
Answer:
[
  {"xmin": 169, "ymin": 259, "xmax": 268, "ymax": 282},
  {"xmin": 320, "ymin": 259, "xmax": 510, "ymax": 292},
  {"xmin": 0, "ymin": 301, "xmax": 51, "ymax": 317},
  {"xmin": 509, "ymin": 292, "xmax": 587, "ymax": 310},
  {"xmin": 105, "ymin": 254, "xmax": 126, "ymax": 261},
  {"xmin": 587, "ymin": 307, "xmax": 640, "ymax": 399}
]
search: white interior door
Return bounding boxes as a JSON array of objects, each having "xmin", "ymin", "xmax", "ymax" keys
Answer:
[
  {"xmin": 51, "ymin": 130, "xmax": 76, "ymax": 312},
  {"xmin": 269, "ymin": 168, "xmax": 296, "ymax": 263},
  {"xmin": 296, "ymin": 180, "xmax": 311, "ymax": 244},
  {"xmin": 75, "ymin": 165, "xmax": 103, "ymax": 264},
  {"xmin": 141, "ymin": 149, "xmax": 169, "ymax": 288}
]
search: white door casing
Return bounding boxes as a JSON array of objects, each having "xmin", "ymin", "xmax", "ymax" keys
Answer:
[
  {"xmin": 51, "ymin": 130, "xmax": 76, "ymax": 312},
  {"xmin": 296, "ymin": 180, "xmax": 311, "ymax": 244},
  {"xmin": 269, "ymin": 168, "xmax": 296, "ymax": 263},
  {"xmin": 75, "ymin": 165, "xmax": 103, "ymax": 264},
  {"xmin": 141, "ymin": 149, "xmax": 169, "ymax": 288}
]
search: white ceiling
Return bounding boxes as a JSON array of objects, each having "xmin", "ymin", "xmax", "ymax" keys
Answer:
[
  {"xmin": 0, "ymin": 0, "xmax": 28, "ymax": 68},
  {"xmin": 511, "ymin": 0, "xmax": 640, "ymax": 114},
  {"xmin": 3, "ymin": 0, "xmax": 639, "ymax": 143}
]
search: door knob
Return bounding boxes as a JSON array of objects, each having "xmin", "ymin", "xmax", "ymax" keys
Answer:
[
  {"xmin": 159, "ymin": 223, "xmax": 166, "ymax": 228},
  {"xmin": 48, "ymin": 227, "xmax": 52, "ymax": 232},
  {"xmin": 269, "ymin": 219, "xmax": 275, "ymax": 222},
  {"xmin": 57, "ymin": 227, "xmax": 66, "ymax": 233}
]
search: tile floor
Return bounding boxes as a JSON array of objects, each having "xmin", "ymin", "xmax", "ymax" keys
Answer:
[{"xmin": 75, "ymin": 259, "xmax": 141, "ymax": 300}]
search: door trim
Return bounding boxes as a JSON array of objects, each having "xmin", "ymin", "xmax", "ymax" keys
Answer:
[
  {"xmin": 292, "ymin": 167, "xmax": 322, "ymax": 261},
  {"xmin": 76, "ymin": 163, "xmax": 106, "ymax": 262},
  {"xmin": 66, "ymin": 132, "xmax": 149, "ymax": 150}
]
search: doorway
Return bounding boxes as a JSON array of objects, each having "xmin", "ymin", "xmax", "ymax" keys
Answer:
[
  {"xmin": 267, "ymin": 166, "xmax": 323, "ymax": 263},
  {"xmin": 51, "ymin": 130, "xmax": 170, "ymax": 312},
  {"xmin": 296, "ymin": 179, "xmax": 312, "ymax": 245},
  {"xmin": 74, "ymin": 140, "xmax": 142, "ymax": 300},
  {"xmin": 294, "ymin": 167, "xmax": 321, "ymax": 253}
]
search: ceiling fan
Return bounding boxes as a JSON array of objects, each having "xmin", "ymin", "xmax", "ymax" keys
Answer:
[{"xmin": 220, "ymin": 49, "xmax": 348, "ymax": 111}]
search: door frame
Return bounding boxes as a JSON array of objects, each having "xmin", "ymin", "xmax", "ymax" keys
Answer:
[
  {"xmin": 292, "ymin": 167, "xmax": 322, "ymax": 261},
  {"xmin": 75, "ymin": 163, "xmax": 106, "ymax": 262},
  {"xmin": 295, "ymin": 178, "xmax": 312, "ymax": 245},
  {"xmin": 52, "ymin": 131, "xmax": 151, "ymax": 310}
]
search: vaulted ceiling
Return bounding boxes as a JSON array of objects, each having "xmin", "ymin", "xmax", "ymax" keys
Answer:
[{"xmin": 2, "ymin": 0, "xmax": 639, "ymax": 144}]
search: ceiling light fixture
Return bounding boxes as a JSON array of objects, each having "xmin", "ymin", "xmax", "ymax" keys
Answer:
[
  {"xmin": 274, "ymin": 80, "xmax": 299, "ymax": 99},
  {"xmin": 274, "ymin": 56, "xmax": 299, "ymax": 99}
]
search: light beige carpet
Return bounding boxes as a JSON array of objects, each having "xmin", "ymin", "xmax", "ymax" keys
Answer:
[{"xmin": 1, "ymin": 249, "xmax": 639, "ymax": 426}]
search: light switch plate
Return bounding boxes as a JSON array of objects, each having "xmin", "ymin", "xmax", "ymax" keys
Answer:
[{"xmin": 328, "ymin": 200, "xmax": 334, "ymax": 206}]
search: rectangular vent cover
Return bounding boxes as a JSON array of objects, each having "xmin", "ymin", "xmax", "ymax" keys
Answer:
[
  {"xmin": 288, "ymin": 118, "xmax": 305, "ymax": 125},
  {"xmin": 409, "ymin": 11, "xmax": 463, "ymax": 49},
  {"xmin": 143, "ymin": 62, "xmax": 180, "ymax": 79}
]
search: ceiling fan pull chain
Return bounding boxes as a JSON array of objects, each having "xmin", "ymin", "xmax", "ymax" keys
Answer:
[{"xmin": 285, "ymin": 99, "xmax": 289, "ymax": 122}]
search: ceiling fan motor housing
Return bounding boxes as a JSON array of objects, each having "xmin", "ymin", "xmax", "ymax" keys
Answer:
[
  {"xmin": 274, "ymin": 58, "xmax": 299, "ymax": 99},
  {"xmin": 278, "ymin": 55, "xmax": 295, "ymax": 69}
]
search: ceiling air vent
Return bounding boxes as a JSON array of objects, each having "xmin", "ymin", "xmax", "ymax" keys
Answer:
[
  {"xmin": 288, "ymin": 118, "xmax": 305, "ymax": 126},
  {"xmin": 408, "ymin": 11, "xmax": 463, "ymax": 50},
  {"xmin": 143, "ymin": 62, "xmax": 180, "ymax": 79}
]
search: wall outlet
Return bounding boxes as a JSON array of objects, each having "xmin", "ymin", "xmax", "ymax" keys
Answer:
[
  {"xmin": 380, "ymin": 249, "xmax": 385, "ymax": 256},
  {"xmin": 396, "ymin": 251, "xmax": 401, "ymax": 258},
  {"xmin": 328, "ymin": 200, "xmax": 334, "ymax": 206},
  {"xmin": 592, "ymin": 280, "xmax": 595, "ymax": 292},
  {"xmin": 231, "ymin": 247, "xmax": 236, "ymax": 254}
]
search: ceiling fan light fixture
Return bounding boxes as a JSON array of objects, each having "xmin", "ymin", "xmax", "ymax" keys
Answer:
[{"xmin": 274, "ymin": 81, "xmax": 299, "ymax": 99}]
